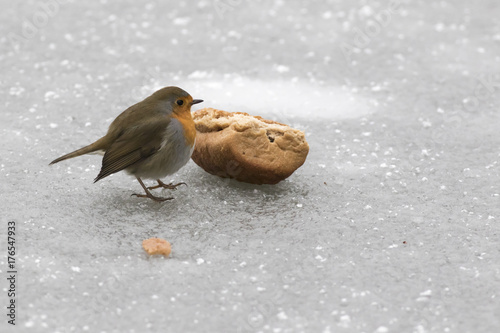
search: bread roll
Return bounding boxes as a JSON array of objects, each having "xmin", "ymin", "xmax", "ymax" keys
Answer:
[{"xmin": 191, "ymin": 108, "xmax": 309, "ymax": 185}]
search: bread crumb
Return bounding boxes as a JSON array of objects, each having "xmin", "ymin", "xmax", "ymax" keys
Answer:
[{"xmin": 142, "ymin": 238, "xmax": 171, "ymax": 256}]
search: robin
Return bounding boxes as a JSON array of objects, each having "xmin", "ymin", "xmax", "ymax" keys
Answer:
[{"xmin": 50, "ymin": 86, "xmax": 203, "ymax": 202}]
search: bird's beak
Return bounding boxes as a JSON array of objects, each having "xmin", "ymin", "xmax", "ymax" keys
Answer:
[{"xmin": 191, "ymin": 99, "xmax": 204, "ymax": 105}]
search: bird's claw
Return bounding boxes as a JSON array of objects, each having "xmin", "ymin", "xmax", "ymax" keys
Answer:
[
  {"xmin": 147, "ymin": 180, "xmax": 187, "ymax": 190},
  {"xmin": 131, "ymin": 193, "xmax": 174, "ymax": 202}
]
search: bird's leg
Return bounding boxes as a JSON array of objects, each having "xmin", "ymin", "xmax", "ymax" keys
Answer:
[
  {"xmin": 147, "ymin": 179, "xmax": 187, "ymax": 190},
  {"xmin": 132, "ymin": 177, "xmax": 173, "ymax": 202}
]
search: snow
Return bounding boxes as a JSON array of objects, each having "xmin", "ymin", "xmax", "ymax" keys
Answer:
[{"xmin": 1, "ymin": 0, "xmax": 500, "ymax": 332}]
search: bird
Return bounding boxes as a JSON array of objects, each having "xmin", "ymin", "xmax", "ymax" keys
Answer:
[{"xmin": 49, "ymin": 86, "xmax": 203, "ymax": 202}]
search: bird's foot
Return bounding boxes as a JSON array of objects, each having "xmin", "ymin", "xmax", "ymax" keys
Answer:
[
  {"xmin": 131, "ymin": 192, "xmax": 174, "ymax": 202},
  {"xmin": 147, "ymin": 179, "xmax": 187, "ymax": 190}
]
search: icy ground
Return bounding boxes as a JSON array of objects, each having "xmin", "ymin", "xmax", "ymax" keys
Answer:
[{"xmin": 1, "ymin": 0, "xmax": 500, "ymax": 332}]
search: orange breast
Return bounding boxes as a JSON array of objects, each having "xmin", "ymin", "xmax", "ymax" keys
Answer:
[{"xmin": 172, "ymin": 111, "xmax": 196, "ymax": 147}]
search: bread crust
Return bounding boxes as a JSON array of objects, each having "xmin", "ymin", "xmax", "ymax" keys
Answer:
[{"xmin": 191, "ymin": 108, "xmax": 309, "ymax": 184}]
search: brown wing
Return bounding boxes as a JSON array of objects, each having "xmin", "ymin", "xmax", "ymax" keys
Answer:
[{"xmin": 94, "ymin": 119, "xmax": 169, "ymax": 182}]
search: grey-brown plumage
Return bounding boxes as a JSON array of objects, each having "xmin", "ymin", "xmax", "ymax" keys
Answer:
[
  {"xmin": 50, "ymin": 86, "xmax": 203, "ymax": 202},
  {"xmin": 93, "ymin": 119, "xmax": 169, "ymax": 182}
]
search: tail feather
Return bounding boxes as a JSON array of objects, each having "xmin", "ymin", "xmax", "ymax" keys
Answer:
[{"xmin": 49, "ymin": 137, "xmax": 107, "ymax": 165}]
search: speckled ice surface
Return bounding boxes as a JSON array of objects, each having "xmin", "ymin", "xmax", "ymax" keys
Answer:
[{"xmin": 1, "ymin": 1, "xmax": 500, "ymax": 332}]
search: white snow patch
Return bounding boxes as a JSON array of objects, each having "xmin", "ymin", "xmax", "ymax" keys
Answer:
[
  {"xmin": 181, "ymin": 76, "xmax": 372, "ymax": 120},
  {"xmin": 277, "ymin": 311, "xmax": 288, "ymax": 320},
  {"xmin": 359, "ymin": 5, "xmax": 374, "ymax": 17},
  {"xmin": 173, "ymin": 17, "xmax": 190, "ymax": 25},
  {"xmin": 10, "ymin": 86, "xmax": 25, "ymax": 96},
  {"xmin": 338, "ymin": 314, "xmax": 351, "ymax": 327},
  {"xmin": 420, "ymin": 290, "xmax": 432, "ymax": 296},
  {"xmin": 274, "ymin": 65, "xmax": 290, "ymax": 73},
  {"xmin": 188, "ymin": 71, "xmax": 211, "ymax": 79},
  {"xmin": 323, "ymin": 11, "xmax": 332, "ymax": 19},
  {"xmin": 44, "ymin": 91, "xmax": 60, "ymax": 101}
]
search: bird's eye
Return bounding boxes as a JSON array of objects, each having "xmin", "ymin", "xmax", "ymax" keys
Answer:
[{"xmin": 176, "ymin": 100, "xmax": 184, "ymax": 106}]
